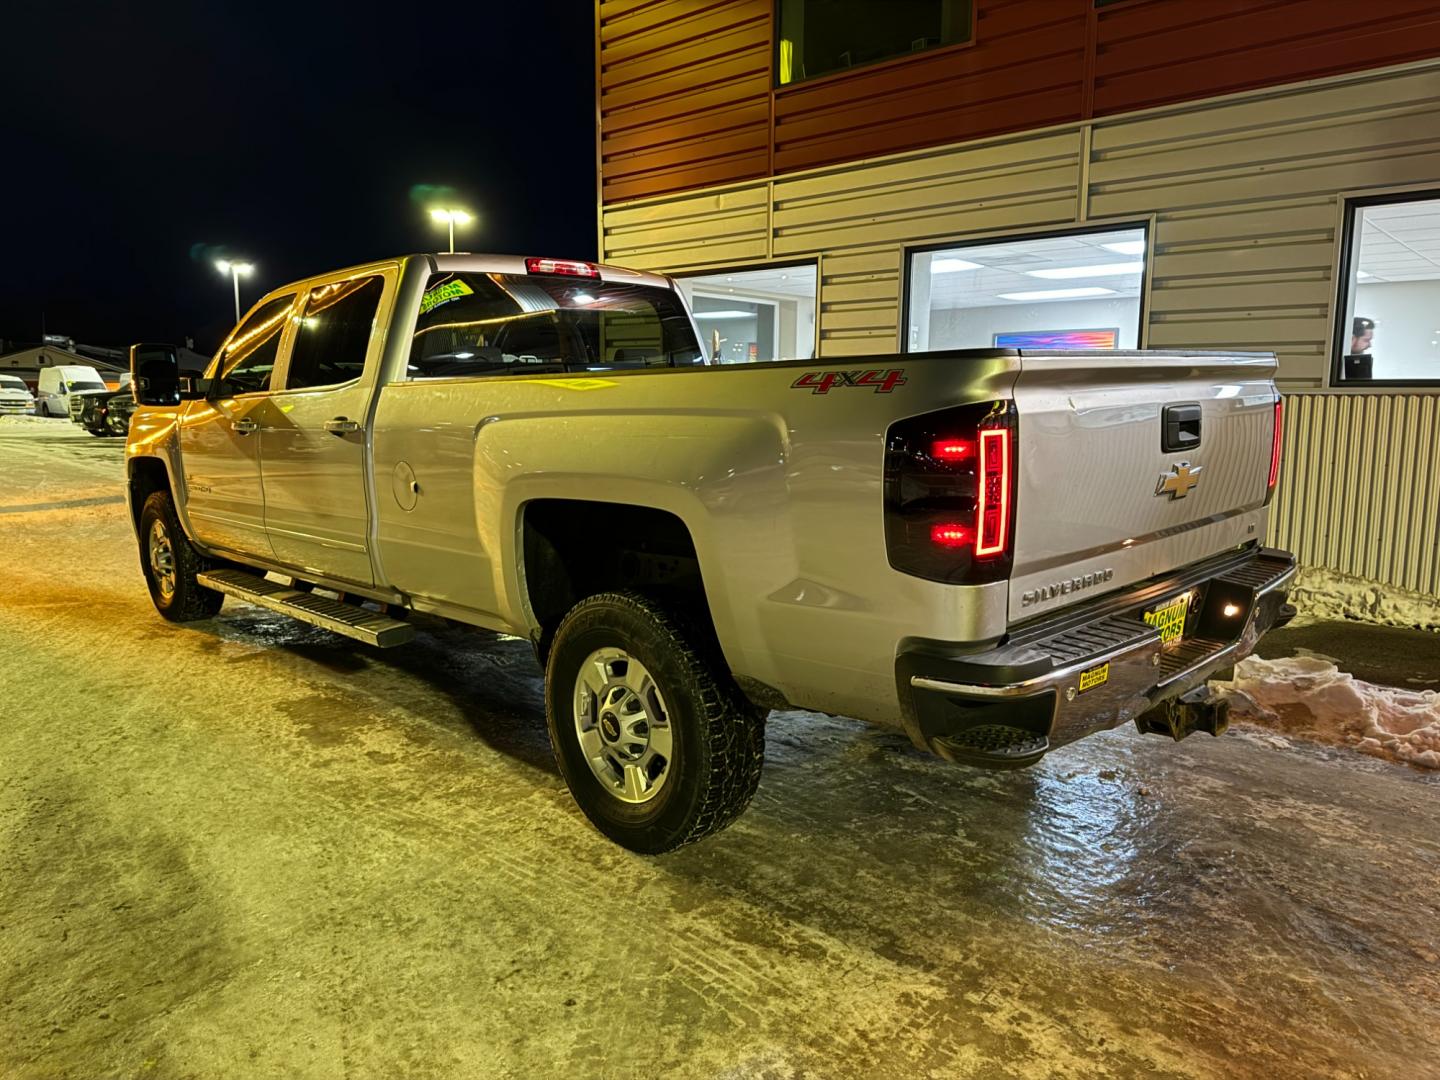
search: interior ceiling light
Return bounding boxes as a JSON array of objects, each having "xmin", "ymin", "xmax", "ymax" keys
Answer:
[
  {"xmin": 997, "ymin": 287, "xmax": 1117, "ymax": 301},
  {"xmin": 932, "ymin": 257, "xmax": 984, "ymax": 273},
  {"xmin": 1102, "ymin": 240, "xmax": 1146, "ymax": 255},
  {"xmin": 694, "ymin": 310, "xmax": 755, "ymax": 319},
  {"xmin": 1026, "ymin": 262, "xmax": 1144, "ymax": 279}
]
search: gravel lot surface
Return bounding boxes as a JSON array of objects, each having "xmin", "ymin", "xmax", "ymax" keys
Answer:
[{"xmin": 2, "ymin": 417, "xmax": 1438, "ymax": 1079}]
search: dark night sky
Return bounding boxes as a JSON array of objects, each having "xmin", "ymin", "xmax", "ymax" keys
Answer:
[{"xmin": 0, "ymin": 0, "xmax": 597, "ymax": 353}]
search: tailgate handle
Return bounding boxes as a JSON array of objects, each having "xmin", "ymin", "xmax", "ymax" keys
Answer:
[{"xmin": 1162, "ymin": 403, "xmax": 1201, "ymax": 453}]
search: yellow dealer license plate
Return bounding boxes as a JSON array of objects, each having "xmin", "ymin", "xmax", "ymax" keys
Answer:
[{"xmin": 1144, "ymin": 594, "xmax": 1190, "ymax": 646}]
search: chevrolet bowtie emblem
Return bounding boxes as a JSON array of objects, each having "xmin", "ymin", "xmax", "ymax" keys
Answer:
[{"xmin": 1156, "ymin": 462, "xmax": 1203, "ymax": 499}]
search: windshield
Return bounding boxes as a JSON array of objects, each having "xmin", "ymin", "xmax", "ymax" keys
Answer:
[
  {"xmin": 0, "ymin": 376, "xmax": 25, "ymax": 390},
  {"xmin": 408, "ymin": 271, "xmax": 702, "ymax": 379},
  {"xmin": 67, "ymin": 381, "xmax": 106, "ymax": 392}
]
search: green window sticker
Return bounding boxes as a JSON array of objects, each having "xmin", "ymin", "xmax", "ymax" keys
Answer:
[{"xmin": 420, "ymin": 278, "xmax": 475, "ymax": 315}]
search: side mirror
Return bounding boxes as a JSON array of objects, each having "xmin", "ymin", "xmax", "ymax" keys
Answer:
[{"xmin": 130, "ymin": 343, "xmax": 206, "ymax": 405}]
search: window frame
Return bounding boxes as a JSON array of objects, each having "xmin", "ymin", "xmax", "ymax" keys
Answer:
[
  {"xmin": 206, "ymin": 292, "xmax": 301, "ymax": 397},
  {"xmin": 1329, "ymin": 186, "xmax": 1440, "ymax": 390},
  {"xmin": 772, "ymin": 0, "xmax": 978, "ymax": 91},
  {"xmin": 672, "ymin": 258, "xmax": 821, "ymax": 365},
  {"xmin": 900, "ymin": 219, "xmax": 1153, "ymax": 355},
  {"xmin": 277, "ymin": 271, "xmax": 390, "ymax": 394}
]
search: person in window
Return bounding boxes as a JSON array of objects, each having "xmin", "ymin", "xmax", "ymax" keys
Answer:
[
  {"xmin": 1344, "ymin": 316, "xmax": 1375, "ymax": 380},
  {"xmin": 1351, "ymin": 316, "xmax": 1375, "ymax": 355}
]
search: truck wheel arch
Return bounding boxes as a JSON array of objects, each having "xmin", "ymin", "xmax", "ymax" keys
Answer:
[
  {"xmin": 127, "ymin": 457, "xmax": 175, "ymax": 536},
  {"xmin": 519, "ymin": 499, "xmax": 716, "ymax": 663}
]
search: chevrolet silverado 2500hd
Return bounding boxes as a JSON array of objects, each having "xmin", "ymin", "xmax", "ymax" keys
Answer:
[{"xmin": 125, "ymin": 253, "xmax": 1295, "ymax": 853}]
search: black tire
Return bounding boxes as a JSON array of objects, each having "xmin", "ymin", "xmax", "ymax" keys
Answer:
[
  {"xmin": 139, "ymin": 490, "xmax": 224, "ymax": 622},
  {"xmin": 544, "ymin": 591, "xmax": 765, "ymax": 854}
]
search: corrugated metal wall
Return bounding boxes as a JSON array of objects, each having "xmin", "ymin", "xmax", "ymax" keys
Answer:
[
  {"xmin": 599, "ymin": 59, "xmax": 1440, "ymax": 597},
  {"xmin": 1273, "ymin": 393, "xmax": 1440, "ymax": 596}
]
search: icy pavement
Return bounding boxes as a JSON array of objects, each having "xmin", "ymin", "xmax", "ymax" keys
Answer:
[{"xmin": 1, "ymin": 420, "xmax": 1438, "ymax": 1079}]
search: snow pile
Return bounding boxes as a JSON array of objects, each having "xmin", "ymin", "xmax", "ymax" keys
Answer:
[
  {"xmin": 1290, "ymin": 566, "xmax": 1440, "ymax": 632},
  {"xmin": 1214, "ymin": 655, "xmax": 1440, "ymax": 769}
]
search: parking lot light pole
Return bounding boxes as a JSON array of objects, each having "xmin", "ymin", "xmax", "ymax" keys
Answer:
[
  {"xmin": 216, "ymin": 259, "xmax": 254, "ymax": 323},
  {"xmin": 428, "ymin": 208, "xmax": 473, "ymax": 254}
]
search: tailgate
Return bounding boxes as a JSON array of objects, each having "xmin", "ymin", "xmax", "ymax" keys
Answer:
[{"xmin": 1008, "ymin": 350, "xmax": 1278, "ymax": 622}]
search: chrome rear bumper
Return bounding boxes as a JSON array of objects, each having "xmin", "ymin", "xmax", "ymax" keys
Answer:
[{"xmin": 898, "ymin": 547, "xmax": 1296, "ymax": 760}]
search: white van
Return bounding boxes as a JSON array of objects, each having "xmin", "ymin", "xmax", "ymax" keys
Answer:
[{"xmin": 36, "ymin": 365, "xmax": 107, "ymax": 418}]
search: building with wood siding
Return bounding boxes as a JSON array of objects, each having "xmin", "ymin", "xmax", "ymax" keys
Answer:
[{"xmin": 594, "ymin": 0, "xmax": 1440, "ymax": 620}]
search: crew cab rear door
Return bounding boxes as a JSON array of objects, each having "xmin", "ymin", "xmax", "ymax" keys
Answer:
[
  {"xmin": 1007, "ymin": 350, "xmax": 1278, "ymax": 622},
  {"xmin": 259, "ymin": 267, "xmax": 396, "ymax": 586}
]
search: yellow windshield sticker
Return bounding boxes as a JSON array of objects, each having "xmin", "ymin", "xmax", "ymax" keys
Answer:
[
  {"xmin": 420, "ymin": 278, "xmax": 474, "ymax": 315},
  {"xmin": 1078, "ymin": 662, "xmax": 1109, "ymax": 693}
]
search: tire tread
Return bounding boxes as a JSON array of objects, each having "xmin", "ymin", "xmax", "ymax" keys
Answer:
[
  {"xmin": 140, "ymin": 491, "xmax": 224, "ymax": 622},
  {"xmin": 546, "ymin": 591, "xmax": 764, "ymax": 852}
]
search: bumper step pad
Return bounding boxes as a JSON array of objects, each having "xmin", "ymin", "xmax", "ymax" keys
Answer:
[
  {"xmin": 933, "ymin": 725, "xmax": 1050, "ymax": 770},
  {"xmin": 197, "ymin": 568, "xmax": 414, "ymax": 648}
]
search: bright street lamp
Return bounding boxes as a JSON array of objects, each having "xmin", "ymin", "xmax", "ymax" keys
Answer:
[
  {"xmin": 216, "ymin": 259, "xmax": 255, "ymax": 323},
  {"xmin": 429, "ymin": 207, "xmax": 473, "ymax": 254}
]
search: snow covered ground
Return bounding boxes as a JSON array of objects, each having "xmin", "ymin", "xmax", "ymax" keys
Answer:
[
  {"xmin": 4, "ymin": 420, "xmax": 1439, "ymax": 1079},
  {"xmin": 1216, "ymin": 655, "xmax": 1440, "ymax": 769}
]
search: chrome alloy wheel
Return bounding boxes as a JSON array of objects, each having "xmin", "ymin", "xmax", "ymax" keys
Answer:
[
  {"xmin": 148, "ymin": 517, "xmax": 177, "ymax": 601},
  {"xmin": 573, "ymin": 648, "xmax": 673, "ymax": 804}
]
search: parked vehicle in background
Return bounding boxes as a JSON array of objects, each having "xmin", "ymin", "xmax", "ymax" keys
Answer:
[
  {"xmin": 69, "ymin": 372, "xmax": 131, "ymax": 425},
  {"xmin": 36, "ymin": 365, "xmax": 106, "ymax": 418},
  {"xmin": 77, "ymin": 387, "xmax": 136, "ymax": 436},
  {"xmin": 124, "ymin": 253, "xmax": 1296, "ymax": 853},
  {"xmin": 0, "ymin": 374, "xmax": 35, "ymax": 414}
]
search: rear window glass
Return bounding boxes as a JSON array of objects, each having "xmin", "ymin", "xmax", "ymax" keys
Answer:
[{"xmin": 407, "ymin": 272, "xmax": 702, "ymax": 379}]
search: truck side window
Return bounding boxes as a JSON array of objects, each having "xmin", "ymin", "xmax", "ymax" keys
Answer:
[
  {"xmin": 286, "ymin": 276, "xmax": 385, "ymax": 391},
  {"xmin": 407, "ymin": 271, "xmax": 702, "ymax": 379},
  {"xmin": 218, "ymin": 294, "xmax": 296, "ymax": 395}
]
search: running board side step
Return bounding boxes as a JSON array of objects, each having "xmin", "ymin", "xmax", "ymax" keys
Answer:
[{"xmin": 197, "ymin": 568, "xmax": 414, "ymax": 648}]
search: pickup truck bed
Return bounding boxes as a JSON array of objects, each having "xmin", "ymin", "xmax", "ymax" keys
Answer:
[{"xmin": 124, "ymin": 252, "xmax": 1294, "ymax": 851}]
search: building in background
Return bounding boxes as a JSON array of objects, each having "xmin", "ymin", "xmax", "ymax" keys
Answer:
[
  {"xmin": 0, "ymin": 345, "xmax": 127, "ymax": 390},
  {"xmin": 594, "ymin": 0, "xmax": 1440, "ymax": 622}
]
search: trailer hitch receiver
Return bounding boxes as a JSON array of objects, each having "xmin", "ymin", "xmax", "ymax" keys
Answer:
[{"xmin": 1135, "ymin": 684, "xmax": 1230, "ymax": 741}]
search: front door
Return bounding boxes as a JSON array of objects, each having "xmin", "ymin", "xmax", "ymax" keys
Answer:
[
  {"xmin": 178, "ymin": 293, "xmax": 296, "ymax": 558},
  {"xmin": 260, "ymin": 272, "xmax": 389, "ymax": 586}
]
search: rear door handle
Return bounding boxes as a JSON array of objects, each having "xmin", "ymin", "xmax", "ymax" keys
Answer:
[
  {"xmin": 233, "ymin": 418, "xmax": 259, "ymax": 435},
  {"xmin": 324, "ymin": 416, "xmax": 360, "ymax": 434}
]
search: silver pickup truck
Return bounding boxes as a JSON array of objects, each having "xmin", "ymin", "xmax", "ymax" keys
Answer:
[{"xmin": 125, "ymin": 253, "xmax": 1295, "ymax": 852}]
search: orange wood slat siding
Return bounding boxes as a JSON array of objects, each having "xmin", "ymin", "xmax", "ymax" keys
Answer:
[
  {"xmin": 772, "ymin": 0, "xmax": 1088, "ymax": 175},
  {"xmin": 1092, "ymin": 0, "xmax": 1440, "ymax": 117},
  {"xmin": 596, "ymin": 0, "xmax": 1440, "ymax": 204},
  {"xmin": 599, "ymin": 0, "xmax": 773, "ymax": 204}
]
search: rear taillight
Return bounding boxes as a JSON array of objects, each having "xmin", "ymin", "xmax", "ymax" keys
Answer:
[
  {"xmin": 975, "ymin": 427, "xmax": 1012, "ymax": 557},
  {"xmin": 884, "ymin": 401, "xmax": 1017, "ymax": 584},
  {"xmin": 1267, "ymin": 396, "xmax": 1283, "ymax": 495},
  {"xmin": 525, "ymin": 257, "xmax": 599, "ymax": 278}
]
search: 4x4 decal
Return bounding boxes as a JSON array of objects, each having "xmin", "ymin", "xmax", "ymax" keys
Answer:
[{"xmin": 791, "ymin": 369, "xmax": 907, "ymax": 394}]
